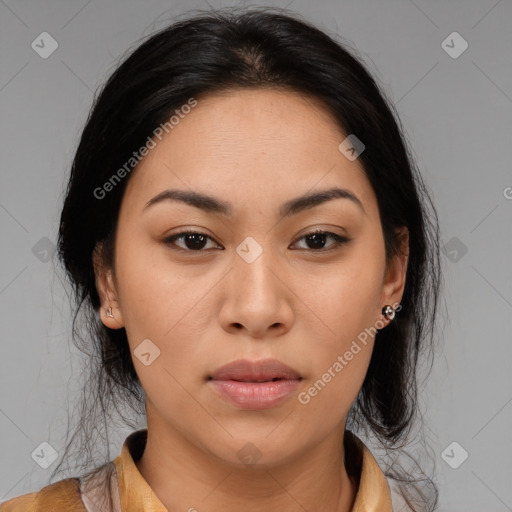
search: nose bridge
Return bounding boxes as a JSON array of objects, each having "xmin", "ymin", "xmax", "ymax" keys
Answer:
[{"xmin": 234, "ymin": 234, "xmax": 279, "ymax": 301}]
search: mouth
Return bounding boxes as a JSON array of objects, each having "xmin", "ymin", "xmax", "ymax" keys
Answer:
[{"xmin": 208, "ymin": 359, "xmax": 302, "ymax": 410}]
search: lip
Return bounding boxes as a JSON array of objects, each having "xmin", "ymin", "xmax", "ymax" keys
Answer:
[{"xmin": 208, "ymin": 358, "xmax": 302, "ymax": 410}]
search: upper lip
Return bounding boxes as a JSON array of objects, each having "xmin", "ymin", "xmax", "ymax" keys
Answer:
[{"xmin": 209, "ymin": 358, "xmax": 302, "ymax": 382}]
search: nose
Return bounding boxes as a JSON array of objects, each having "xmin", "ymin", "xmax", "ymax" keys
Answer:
[{"xmin": 218, "ymin": 246, "xmax": 294, "ymax": 339}]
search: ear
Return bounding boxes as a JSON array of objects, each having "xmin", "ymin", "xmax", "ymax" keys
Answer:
[
  {"xmin": 92, "ymin": 243, "xmax": 125, "ymax": 329},
  {"xmin": 379, "ymin": 226, "xmax": 409, "ymax": 324}
]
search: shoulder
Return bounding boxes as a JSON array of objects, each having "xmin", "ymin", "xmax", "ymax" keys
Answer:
[{"xmin": 0, "ymin": 477, "xmax": 86, "ymax": 512}]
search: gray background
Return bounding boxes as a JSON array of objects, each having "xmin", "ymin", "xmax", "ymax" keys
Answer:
[{"xmin": 1, "ymin": 0, "xmax": 511, "ymax": 510}]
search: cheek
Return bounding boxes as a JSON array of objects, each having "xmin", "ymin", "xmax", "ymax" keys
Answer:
[
  {"xmin": 297, "ymin": 247, "xmax": 384, "ymax": 346},
  {"xmin": 295, "ymin": 274, "xmax": 378, "ymax": 417},
  {"xmin": 292, "ymin": 245, "xmax": 384, "ymax": 408},
  {"xmin": 114, "ymin": 230, "xmax": 192, "ymax": 335},
  {"xmin": 113, "ymin": 234, "xmax": 217, "ymax": 377}
]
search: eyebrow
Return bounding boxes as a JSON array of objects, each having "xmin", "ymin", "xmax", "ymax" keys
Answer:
[{"xmin": 143, "ymin": 186, "xmax": 366, "ymax": 218}]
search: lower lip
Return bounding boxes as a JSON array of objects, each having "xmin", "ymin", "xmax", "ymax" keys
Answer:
[{"xmin": 209, "ymin": 379, "xmax": 301, "ymax": 409}]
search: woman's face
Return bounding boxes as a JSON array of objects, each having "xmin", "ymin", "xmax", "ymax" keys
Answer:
[{"xmin": 94, "ymin": 88, "xmax": 408, "ymax": 467}]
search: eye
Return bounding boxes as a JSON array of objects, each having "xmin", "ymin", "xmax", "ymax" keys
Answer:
[
  {"xmin": 162, "ymin": 230, "xmax": 221, "ymax": 252},
  {"xmin": 291, "ymin": 229, "xmax": 350, "ymax": 252}
]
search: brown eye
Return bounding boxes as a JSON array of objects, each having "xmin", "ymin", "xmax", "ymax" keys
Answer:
[
  {"xmin": 163, "ymin": 230, "xmax": 221, "ymax": 252},
  {"xmin": 292, "ymin": 230, "xmax": 350, "ymax": 251}
]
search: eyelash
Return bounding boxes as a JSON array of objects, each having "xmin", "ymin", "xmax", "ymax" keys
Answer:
[{"xmin": 162, "ymin": 228, "xmax": 350, "ymax": 254}]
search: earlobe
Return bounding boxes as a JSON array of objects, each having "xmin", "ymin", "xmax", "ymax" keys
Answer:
[
  {"xmin": 92, "ymin": 244, "xmax": 125, "ymax": 329},
  {"xmin": 99, "ymin": 300, "xmax": 124, "ymax": 329}
]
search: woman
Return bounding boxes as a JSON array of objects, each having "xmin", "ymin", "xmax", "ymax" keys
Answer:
[{"xmin": 1, "ymin": 6, "xmax": 441, "ymax": 512}]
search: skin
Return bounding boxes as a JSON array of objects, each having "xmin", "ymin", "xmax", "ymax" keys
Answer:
[{"xmin": 93, "ymin": 88, "xmax": 409, "ymax": 512}]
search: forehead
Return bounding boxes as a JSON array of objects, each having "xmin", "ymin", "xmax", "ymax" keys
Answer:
[{"xmin": 123, "ymin": 88, "xmax": 377, "ymax": 219}]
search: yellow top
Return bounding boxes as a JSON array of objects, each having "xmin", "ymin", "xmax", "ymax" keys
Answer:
[{"xmin": 0, "ymin": 429, "xmax": 394, "ymax": 511}]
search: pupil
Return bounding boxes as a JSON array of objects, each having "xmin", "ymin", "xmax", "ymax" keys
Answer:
[
  {"xmin": 185, "ymin": 233, "xmax": 206, "ymax": 250},
  {"xmin": 308, "ymin": 233, "xmax": 326, "ymax": 249}
]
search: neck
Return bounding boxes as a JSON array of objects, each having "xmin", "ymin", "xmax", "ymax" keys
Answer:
[{"xmin": 135, "ymin": 421, "xmax": 358, "ymax": 512}]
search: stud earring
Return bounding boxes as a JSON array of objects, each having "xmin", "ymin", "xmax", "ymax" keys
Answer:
[
  {"xmin": 106, "ymin": 307, "xmax": 114, "ymax": 318},
  {"xmin": 382, "ymin": 304, "xmax": 395, "ymax": 320}
]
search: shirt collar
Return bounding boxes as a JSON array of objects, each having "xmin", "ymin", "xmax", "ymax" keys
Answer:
[{"xmin": 113, "ymin": 428, "xmax": 393, "ymax": 512}]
